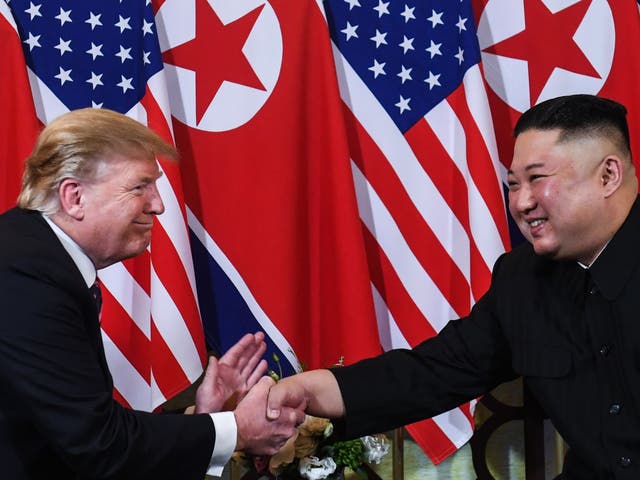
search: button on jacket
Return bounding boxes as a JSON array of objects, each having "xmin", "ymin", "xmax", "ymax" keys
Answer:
[{"xmin": 333, "ymin": 197, "xmax": 640, "ymax": 480}]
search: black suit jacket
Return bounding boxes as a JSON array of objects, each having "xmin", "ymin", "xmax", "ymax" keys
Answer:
[
  {"xmin": 333, "ymin": 198, "xmax": 640, "ymax": 479},
  {"xmin": 0, "ymin": 207, "xmax": 215, "ymax": 479}
]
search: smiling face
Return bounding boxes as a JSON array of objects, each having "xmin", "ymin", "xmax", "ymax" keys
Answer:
[
  {"xmin": 70, "ymin": 153, "xmax": 165, "ymax": 269},
  {"xmin": 508, "ymin": 128, "xmax": 613, "ymax": 265}
]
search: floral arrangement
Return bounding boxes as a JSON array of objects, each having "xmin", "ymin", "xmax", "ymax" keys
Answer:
[
  {"xmin": 233, "ymin": 416, "xmax": 389, "ymax": 480},
  {"xmin": 233, "ymin": 356, "xmax": 390, "ymax": 480}
]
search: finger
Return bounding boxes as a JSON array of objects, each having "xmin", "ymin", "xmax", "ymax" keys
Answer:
[
  {"xmin": 194, "ymin": 357, "xmax": 219, "ymax": 413},
  {"xmin": 277, "ymin": 407, "xmax": 304, "ymax": 436},
  {"xmin": 231, "ymin": 333, "xmax": 263, "ymax": 369},
  {"xmin": 202, "ymin": 355, "xmax": 219, "ymax": 386},
  {"xmin": 246, "ymin": 358, "xmax": 268, "ymax": 389},
  {"xmin": 219, "ymin": 333, "xmax": 254, "ymax": 368},
  {"xmin": 270, "ymin": 432, "xmax": 295, "ymax": 454},
  {"xmin": 296, "ymin": 408, "xmax": 306, "ymax": 427},
  {"xmin": 246, "ymin": 375, "xmax": 275, "ymax": 401},
  {"xmin": 230, "ymin": 335, "xmax": 265, "ymax": 378},
  {"xmin": 266, "ymin": 382, "xmax": 286, "ymax": 420},
  {"xmin": 282, "ymin": 406, "xmax": 306, "ymax": 428},
  {"xmin": 239, "ymin": 341, "xmax": 267, "ymax": 379}
]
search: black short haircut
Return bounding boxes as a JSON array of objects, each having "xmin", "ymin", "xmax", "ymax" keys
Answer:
[{"xmin": 514, "ymin": 94, "xmax": 631, "ymax": 158}]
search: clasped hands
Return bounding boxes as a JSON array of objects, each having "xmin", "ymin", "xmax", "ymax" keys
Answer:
[{"xmin": 194, "ymin": 332, "xmax": 308, "ymax": 456}]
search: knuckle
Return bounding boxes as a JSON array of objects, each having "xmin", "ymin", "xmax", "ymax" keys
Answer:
[{"xmin": 265, "ymin": 446, "xmax": 277, "ymax": 456}]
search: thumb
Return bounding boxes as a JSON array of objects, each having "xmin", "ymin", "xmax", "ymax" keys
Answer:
[
  {"xmin": 203, "ymin": 355, "xmax": 219, "ymax": 383},
  {"xmin": 242, "ymin": 376, "xmax": 279, "ymax": 419},
  {"xmin": 195, "ymin": 356, "xmax": 219, "ymax": 414},
  {"xmin": 266, "ymin": 380, "xmax": 287, "ymax": 420}
]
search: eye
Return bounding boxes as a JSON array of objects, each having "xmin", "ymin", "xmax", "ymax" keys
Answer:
[
  {"xmin": 507, "ymin": 180, "xmax": 519, "ymax": 191},
  {"xmin": 130, "ymin": 184, "xmax": 146, "ymax": 194}
]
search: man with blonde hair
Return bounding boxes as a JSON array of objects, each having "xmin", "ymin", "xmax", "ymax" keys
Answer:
[{"xmin": 0, "ymin": 108, "xmax": 302, "ymax": 479}]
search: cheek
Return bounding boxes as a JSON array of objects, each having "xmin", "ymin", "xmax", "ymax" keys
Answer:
[{"xmin": 535, "ymin": 179, "xmax": 561, "ymax": 201}]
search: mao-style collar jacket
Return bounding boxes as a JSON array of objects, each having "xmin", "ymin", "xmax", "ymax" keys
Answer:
[{"xmin": 334, "ymin": 197, "xmax": 640, "ymax": 480}]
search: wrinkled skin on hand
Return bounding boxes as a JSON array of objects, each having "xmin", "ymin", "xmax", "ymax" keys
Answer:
[
  {"xmin": 234, "ymin": 376, "xmax": 306, "ymax": 456},
  {"xmin": 266, "ymin": 376, "xmax": 308, "ymax": 420},
  {"xmin": 195, "ymin": 332, "xmax": 268, "ymax": 414}
]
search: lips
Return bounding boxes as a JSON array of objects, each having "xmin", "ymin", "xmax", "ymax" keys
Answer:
[
  {"xmin": 526, "ymin": 218, "xmax": 546, "ymax": 236},
  {"xmin": 133, "ymin": 221, "xmax": 153, "ymax": 229}
]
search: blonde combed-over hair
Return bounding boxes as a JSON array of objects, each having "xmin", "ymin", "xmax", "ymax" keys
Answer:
[{"xmin": 18, "ymin": 108, "xmax": 177, "ymax": 215}]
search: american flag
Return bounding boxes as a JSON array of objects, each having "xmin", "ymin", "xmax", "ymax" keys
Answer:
[
  {"xmin": 5, "ymin": 0, "xmax": 206, "ymax": 411},
  {"xmin": 7, "ymin": 0, "xmax": 640, "ymax": 468},
  {"xmin": 323, "ymin": 0, "xmax": 510, "ymax": 462},
  {"xmin": 0, "ymin": 0, "xmax": 39, "ymax": 209}
]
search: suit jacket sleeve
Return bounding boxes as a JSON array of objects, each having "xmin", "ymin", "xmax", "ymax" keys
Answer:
[
  {"xmin": 331, "ymin": 252, "xmax": 518, "ymax": 439},
  {"xmin": 0, "ymin": 210, "xmax": 216, "ymax": 480}
]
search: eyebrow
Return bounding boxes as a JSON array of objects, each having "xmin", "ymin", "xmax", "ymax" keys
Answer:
[
  {"xmin": 140, "ymin": 171, "xmax": 164, "ymax": 183},
  {"xmin": 507, "ymin": 162, "xmax": 545, "ymax": 175}
]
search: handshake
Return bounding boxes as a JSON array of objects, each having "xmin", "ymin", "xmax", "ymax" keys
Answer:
[{"xmin": 193, "ymin": 332, "xmax": 314, "ymax": 456}]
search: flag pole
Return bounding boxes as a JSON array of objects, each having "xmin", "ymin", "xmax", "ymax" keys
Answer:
[{"xmin": 392, "ymin": 428, "xmax": 404, "ymax": 480}]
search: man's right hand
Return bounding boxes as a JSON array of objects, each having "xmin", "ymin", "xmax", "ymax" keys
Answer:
[
  {"xmin": 233, "ymin": 376, "xmax": 305, "ymax": 455},
  {"xmin": 266, "ymin": 370, "xmax": 345, "ymax": 420}
]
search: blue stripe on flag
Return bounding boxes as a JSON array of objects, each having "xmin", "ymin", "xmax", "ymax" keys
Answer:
[{"xmin": 190, "ymin": 231, "xmax": 297, "ymax": 378}]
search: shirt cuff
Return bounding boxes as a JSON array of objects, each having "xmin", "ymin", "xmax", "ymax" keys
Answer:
[{"xmin": 206, "ymin": 411, "xmax": 237, "ymax": 477}]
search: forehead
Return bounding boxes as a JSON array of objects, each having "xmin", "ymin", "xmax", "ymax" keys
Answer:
[
  {"xmin": 509, "ymin": 128, "xmax": 569, "ymax": 174},
  {"xmin": 95, "ymin": 152, "xmax": 161, "ymax": 179}
]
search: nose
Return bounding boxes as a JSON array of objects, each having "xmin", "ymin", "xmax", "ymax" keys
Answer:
[
  {"xmin": 146, "ymin": 183, "xmax": 165, "ymax": 215},
  {"xmin": 509, "ymin": 183, "xmax": 536, "ymax": 216}
]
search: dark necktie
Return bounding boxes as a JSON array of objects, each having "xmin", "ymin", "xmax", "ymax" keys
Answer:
[{"xmin": 89, "ymin": 279, "xmax": 102, "ymax": 314}]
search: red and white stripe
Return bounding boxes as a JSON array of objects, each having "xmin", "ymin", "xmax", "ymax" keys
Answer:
[
  {"xmin": 0, "ymin": 1, "xmax": 40, "ymax": 212},
  {"xmin": 25, "ymin": 66, "xmax": 206, "ymax": 412},
  {"xmin": 102, "ymin": 71, "xmax": 205, "ymax": 411}
]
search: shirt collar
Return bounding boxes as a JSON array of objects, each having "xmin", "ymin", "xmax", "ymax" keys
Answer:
[
  {"xmin": 577, "ymin": 240, "xmax": 610, "ymax": 270},
  {"xmin": 587, "ymin": 196, "xmax": 640, "ymax": 300},
  {"xmin": 43, "ymin": 214, "xmax": 97, "ymax": 288}
]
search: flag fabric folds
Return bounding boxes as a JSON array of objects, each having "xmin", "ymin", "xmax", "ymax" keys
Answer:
[
  {"xmin": 5, "ymin": 0, "xmax": 206, "ymax": 411},
  {"xmin": 323, "ymin": 0, "xmax": 510, "ymax": 462},
  {"xmin": 155, "ymin": 0, "xmax": 508, "ymax": 463},
  {"xmin": 0, "ymin": 0, "xmax": 39, "ymax": 212},
  {"xmin": 155, "ymin": 0, "xmax": 382, "ymax": 375},
  {"xmin": 5, "ymin": 0, "xmax": 640, "ymax": 466},
  {"xmin": 473, "ymin": 0, "xmax": 640, "ymax": 172}
]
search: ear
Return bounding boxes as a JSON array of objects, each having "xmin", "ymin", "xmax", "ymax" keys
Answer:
[
  {"xmin": 600, "ymin": 156, "xmax": 624, "ymax": 198},
  {"xmin": 58, "ymin": 178, "xmax": 85, "ymax": 220}
]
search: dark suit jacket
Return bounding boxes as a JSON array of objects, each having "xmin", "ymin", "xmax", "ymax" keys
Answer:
[
  {"xmin": 0, "ymin": 207, "xmax": 215, "ymax": 479},
  {"xmin": 333, "ymin": 198, "xmax": 640, "ymax": 479}
]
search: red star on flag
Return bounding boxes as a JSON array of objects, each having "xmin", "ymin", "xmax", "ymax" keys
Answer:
[
  {"xmin": 162, "ymin": 0, "xmax": 266, "ymax": 123},
  {"xmin": 483, "ymin": 0, "xmax": 600, "ymax": 106}
]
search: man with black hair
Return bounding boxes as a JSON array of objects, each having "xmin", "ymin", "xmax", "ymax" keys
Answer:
[{"xmin": 266, "ymin": 94, "xmax": 640, "ymax": 480}]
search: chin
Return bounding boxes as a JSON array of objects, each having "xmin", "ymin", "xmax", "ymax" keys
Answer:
[
  {"xmin": 134, "ymin": 244, "xmax": 150, "ymax": 256},
  {"xmin": 531, "ymin": 242, "xmax": 558, "ymax": 259},
  {"xmin": 124, "ymin": 243, "xmax": 150, "ymax": 260}
]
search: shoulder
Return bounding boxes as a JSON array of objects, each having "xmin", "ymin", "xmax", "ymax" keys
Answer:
[
  {"xmin": 492, "ymin": 241, "xmax": 539, "ymax": 279},
  {"xmin": 0, "ymin": 207, "xmax": 85, "ymax": 297},
  {"xmin": 0, "ymin": 207, "xmax": 51, "ymax": 253},
  {"xmin": 488, "ymin": 242, "xmax": 575, "ymax": 303},
  {"xmin": 0, "ymin": 208, "xmax": 60, "ymax": 268}
]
